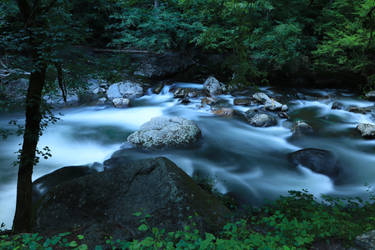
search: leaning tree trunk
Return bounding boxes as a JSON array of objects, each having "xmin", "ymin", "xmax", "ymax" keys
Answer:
[{"xmin": 12, "ymin": 63, "xmax": 46, "ymax": 233}]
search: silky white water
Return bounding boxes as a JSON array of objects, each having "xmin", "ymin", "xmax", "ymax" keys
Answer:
[{"xmin": 1, "ymin": 85, "xmax": 375, "ymax": 228}]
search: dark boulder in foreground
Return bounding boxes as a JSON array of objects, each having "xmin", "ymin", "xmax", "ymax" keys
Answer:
[
  {"xmin": 32, "ymin": 166, "xmax": 97, "ymax": 206},
  {"xmin": 35, "ymin": 157, "xmax": 230, "ymax": 246},
  {"xmin": 288, "ymin": 148, "xmax": 341, "ymax": 179}
]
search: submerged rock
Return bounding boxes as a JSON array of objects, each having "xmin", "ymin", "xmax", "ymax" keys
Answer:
[
  {"xmin": 233, "ymin": 98, "xmax": 251, "ymax": 106},
  {"xmin": 292, "ymin": 121, "xmax": 314, "ymax": 137},
  {"xmin": 203, "ymin": 76, "xmax": 226, "ymax": 96},
  {"xmin": 288, "ymin": 148, "xmax": 340, "ymax": 179},
  {"xmin": 35, "ymin": 157, "xmax": 230, "ymax": 245},
  {"xmin": 356, "ymin": 123, "xmax": 375, "ymax": 138},
  {"xmin": 348, "ymin": 105, "xmax": 375, "ymax": 114},
  {"xmin": 212, "ymin": 108, "xmax": 234, "ymax": 117},
  {"xmin": 127, "ymin": 116, "xmax": 202, "ymax": 149},
  {"xmin": 331, "ymin": 101, "xmax": 344, "ymax": 110}
]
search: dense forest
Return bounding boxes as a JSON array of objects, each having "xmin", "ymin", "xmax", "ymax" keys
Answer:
[{"xmin": 2, "ymin": 0, "xmax": 375, "ymax": 249}]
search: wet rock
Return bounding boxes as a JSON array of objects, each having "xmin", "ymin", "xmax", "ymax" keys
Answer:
[
  {"xmin": 97, "ymin": 97, "xmax": 107, "ymax": 105},
  {"xmin": 153, "ymin": 83, "xmax": 164, "ymax": 94},
  {"xmin": 356, "ymin": 123, "xmax": 375, "ymax": 138},
  {"xmin": 203, "ymin": 76, "xmax": 226, "ymax": 96},
  {"xmin": 348, "ymin": 105, "xmax": 373, "ymax": 114},
  {"xmin": 106, "ymin": 81, "xmax": 143, "ymax": 100},
  {"xmin": 233, "ymin": 98, "xmax": 251, "ymax": 106},
  {"xmin": 292, "ymin": 121, "xmax": 314, "ymax": 137},
  {"xmin": 331, "ymin": 101, "xmax": 344, "ymax": 110},
  {"xmin": 281, "ymin": 105, "xmax": 289, "ymax": 112},
  {"xmin": 288, "ymin": 148, "xmax": 341, "ymax": 179},
  {"xmin": 201, "ymin": 97, "xmax": 216, "ymax": 106},
  {"xmin": 253, "ymin": 92, "xmax": 283, "ymax": 111},
  {"xmin": 33, "ymin": 166, "xmax": 97, "ymax": 206},
  {"xmin": 212, "ymin": 108, "xmax": 234, "ymax": 117},
  {"xmin": 112, "ymin": 98, "xmax": 130, "ymax": 108},
  {"xmin": 366, "ymin": 91, "xmax": 375, "ymax": 101},
  {"xmin": 278, "ymin": 112, "xmax": 289, "ymax": 119},
  {"xmin": 253, "ymin": 92, "xmax": 271, "ymax": 103},
  {"xmin": 127, "ymin": 116, "xmax": 202, "ymax": 149},
  {"xmin": 35, "ymin": 157, "xmax": 230, "ymax": 246},
  {"xmin": 355, "ymin": 230, "xmax": 375, "ymax": 249},
  {"xmin": 180, "ymin": 98, "xmax": 190, "ymax": 105},
  {"xmin": 264, "ymin": 99, "xmax": 283, "ymax": 111},
  {"xmin": 243, "ymin": 110, "xmax": 277, "ymax": 127}
]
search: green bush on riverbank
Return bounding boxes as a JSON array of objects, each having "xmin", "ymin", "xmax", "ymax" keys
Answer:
[{"xmin": 1, "ymin": 190, "xmax": 374, "ymax": 249}]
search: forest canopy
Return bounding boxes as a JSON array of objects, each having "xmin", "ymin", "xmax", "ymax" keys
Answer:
[{"xmin": 1, "ymin": 0, "xmax": 375, "ymax": 88}]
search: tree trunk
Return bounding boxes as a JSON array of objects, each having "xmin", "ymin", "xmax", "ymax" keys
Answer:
[{"xmin": 12, "ymin": 63, "xmax": 46, "ymax": 233}]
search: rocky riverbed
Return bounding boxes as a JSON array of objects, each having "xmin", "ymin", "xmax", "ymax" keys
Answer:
[{"xmin": 1, "ymin": 77, "xmax": 375, "ymax": 231}]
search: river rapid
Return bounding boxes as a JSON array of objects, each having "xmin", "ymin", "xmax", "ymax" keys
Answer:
[{"xmin": 1, "ymin": 83, "xmax": 375, "ymax": 228}]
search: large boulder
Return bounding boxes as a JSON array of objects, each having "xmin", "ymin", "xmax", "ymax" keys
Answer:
[
  {"xmin": 32, "ymin": 166, "xmax": 97, "ymax": 206},
  {"xmin": 203, "ymin": 76, "xmax": 226, "ymax": 96},
  {"xmin": 356, "ymin": 123, "xmax": 375, "ymax": 138},
  {"xmin": 288, "ymin": 148, "xmax": 341, "ymax": 179},
  {"xmin": 106, "ymin": 81, "xmax": 143, "ymax": 100},
  {"xmin": 35, "ymin": 157, "xmax": 230, "ymax": 246},
  {"xmin": 127, "ymin": 116, "xmax": 202, "ymax": 149}
]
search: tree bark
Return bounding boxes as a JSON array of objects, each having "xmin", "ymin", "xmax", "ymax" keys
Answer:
[{"xmin": 12, "ymin": 63, "xmax": 46, "ymax": 233}]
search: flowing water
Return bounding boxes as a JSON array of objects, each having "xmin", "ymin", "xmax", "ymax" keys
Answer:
[{"xmin": 1, "ymin": 84, "xmax": 375, "ymax": 228}]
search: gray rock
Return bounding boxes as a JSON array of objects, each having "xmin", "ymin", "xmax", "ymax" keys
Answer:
[
  {"xmin": 288, "ymin": 148, "xmax": 341, "ymax": 179},
  {"xmin": 127, "ymin": 116, "xmax": 202, "ymax": 149},
  {"xmin": 292, "ymin": 121, "xmax": 314, "ymax": 137},
  {"xmin": 106, "ymin": 83, "xmax": 122, "ymax": 100},
  {"xmin": 233, "ymin": 98, "xmax": 251, "ymax": 106},
  {"xmin": 107, "ymin": 81, "xmax": 143, "ymax": 100},
  {"xmin": 264, "ymin": 99, "xmax": 283, "ymax": 111},
  {"xmin": 112, "ymin": 98, "xmax": 130, "ymax": 108},
  {"xmin": 253, "ymin": 92, "xmax": 271, "ymax": 103},
  {"xmin": 203, "ymin": 76, "xmax": 226, "ymax": 96},
  {"xmin": 356, "ymin": 123, "xmax": 375, "ymax": 138},
  {"xmin": 97, "ymin": 97, "xmax": 107, "ymax": 105},
  {"xmin": 243, "ymin": 110, "xmax": 277, "ymax": 127},
  {"xmin": 35, "ymin": 157, "xmax": 230, "ymax": 246},
  {"xmin": 366, "ymin": 91, "xmax": 375, "ymax": 101},
  {"xmin": 253, "ymin": 92, "xmax": 283, "ymax": 111},
  {"xmin": 356, "ymin": 230, "xmax": 375, "ymax": 249}
]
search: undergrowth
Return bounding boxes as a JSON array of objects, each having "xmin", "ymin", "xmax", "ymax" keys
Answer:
[{"xmin": 1, "ymin": 190, "xmax": 375, "ymax": 249}]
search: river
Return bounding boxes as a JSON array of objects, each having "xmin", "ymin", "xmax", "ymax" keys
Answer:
[{"xmin": 1, "ymin": 83, "xmax": 375, "ymax": 228}]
